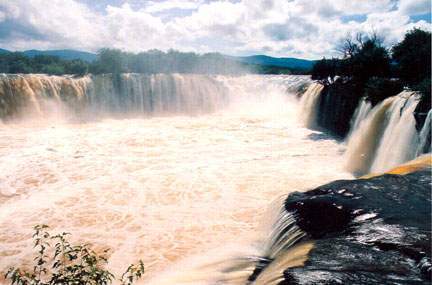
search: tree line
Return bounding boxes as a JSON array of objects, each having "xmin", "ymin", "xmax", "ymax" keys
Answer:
[
  {"xmin": 0, "ymin": 49, "xmax": 307, "ymax": 76},
  {"xmin": 0, "ymin": 53, "xmax": 90, "ymax": 75},
  {"xmin": 311, "ymin": 28, "xmax": 431, "ymax": 103}
]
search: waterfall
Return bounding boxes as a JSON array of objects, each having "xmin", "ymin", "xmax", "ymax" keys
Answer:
[
  {"xmin": 416, "ymin": 109, "xmax": 432, "ymax": 156},
  {"xmin": 298, "ymin": 83, "xmax": 324, "ymax": 128},
  {"xmin": 0, "ymin": 74, "xmax": 89, "ymax": 119},
  {"xmin": 148, "ymin": 200, "xmax": 312, "ymax": 285},
  {"xmin": 344, "ymin": 91, "xmax": 424, "ymax": 175},
  {"xmin": 0, "ymin": 74, "xmax": 311, "ymax": 121},
  {"xmin": 250, "ymin": 202, "xmax": 312, "ymax": 285},
  {"xmin": 370, "ymin": 94, "xmax": 420, "ymax": 172},
  {"xmin": 0, "ymin": 73, "xmax": 230, "ymax": 119},
  {"xmin": 85, "ymin": 73, "xmax": 231, "ymax": 115},
  {"xmin": 346, "ymin": 97, "xmax": 372, "ymax": 139}
]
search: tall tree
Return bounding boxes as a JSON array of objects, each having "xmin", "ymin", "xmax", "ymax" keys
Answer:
[{"xmin": 392, "ymin": 28, "xmax": 431, "ymax": 86}]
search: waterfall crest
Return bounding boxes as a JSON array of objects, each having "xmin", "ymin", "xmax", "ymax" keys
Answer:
[
  {"xmin": 0, "ymin": 74, "xmax": 311, "ymax": 121},
  {"xmin": 0, "ymin": 74, "xmax": 89, "ymax": 119},
  {"xmin": 0, "ymin": 74, "xmax": 231, "ymax": 119},
  {"xmin": 298, "ymin": 82, "xmax": 324, "ymax": 128},
  {"xmin": 344, "ymin": 91, "xmax": 424, "ymax": 175},
  {"xmin": 86, "ymin": 73, "xmax": 230, "ymax": 115}
]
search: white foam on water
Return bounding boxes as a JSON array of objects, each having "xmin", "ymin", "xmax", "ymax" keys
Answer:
[{"xmin": 0, "ymin": 75, "xmax": 351, "ymax": 284}]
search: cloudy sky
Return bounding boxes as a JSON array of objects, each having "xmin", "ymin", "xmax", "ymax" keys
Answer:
[{"xmin": 0, "ymin": 0, "xmax": 430, "ymax": 59}]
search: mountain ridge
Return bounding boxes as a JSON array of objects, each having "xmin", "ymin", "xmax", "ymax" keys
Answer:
[
  {"xmin": 230, "ymin": 54, "xmax": 316, "ymax": 70},
  {"xmin": 0, "ymin": 48, "xmax": 316, "ymax": 70}
]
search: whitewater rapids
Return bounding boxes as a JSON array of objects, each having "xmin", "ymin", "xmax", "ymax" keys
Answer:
[{"xmin": 0, "ymin": 75, "xmax": 351, "ymax": 283}]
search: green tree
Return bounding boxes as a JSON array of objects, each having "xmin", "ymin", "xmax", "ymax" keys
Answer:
[
  {"xmin": 41, "ymin": 64, "xmax": 65, "ymax": 75},
  {"xmin": 312, "ymin": 33, "xmax": 391, "ymax": 87},
  {"xmin": 392, "ymin": 28, "xmax": 431, "ymax": 86},
  {"xmin": 5, "ymin": 53, "xmax": 33, "ymax": 73},
  {"xmin": 364, "ymin": 77, "xmax": 403, "ymax": 106},
  {"xmin": 311, "ymin": 58, "xmax": 340, "ymax": 84},
  {"xmin": 349, "ymin": 36, "xmax": 391, "ymax": 84},
  {"xmin": 64, "ymin": 59, "xmax": 89, "ymax": 75},
  {"xmin": 90, "ymin": 49, "xmax": 126, "ymax": 74},
  {"xmin": 32, "ymin": 55, "xmax": 62, "ymax": 72}
]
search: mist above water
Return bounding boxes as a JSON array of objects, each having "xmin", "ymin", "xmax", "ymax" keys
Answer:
[{"xmin": 0, "ymin": 75, "xmax": 352, "ymax": 283}]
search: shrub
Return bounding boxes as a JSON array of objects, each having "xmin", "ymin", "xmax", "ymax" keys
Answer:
[
  {"xmin": 5, "ymin": 225, "xmax": 144, "ymax": 285},
  {"xmin": 311, "ymin": 58, "xmax": 340, "ymax": 84},
  {"xmin": 413, "ymin": 77, "xmax": 431, "ymax": 100},
  {"xmin": 364, "ymin": 77, "xmax": 403, "ymax": 106}
]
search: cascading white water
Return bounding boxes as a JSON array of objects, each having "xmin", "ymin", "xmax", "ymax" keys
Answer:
[
  {"xmin": 0, "ymin": 73, "xmax": 314, "ymax": 121},
  {"xmin": 346, "ymin": 97, "xmax": 372, "ymax": 140},
  {"xmin": 370, "ymin": 94, "xmax": 420, "ymax": 172},
  {"xmin": 344, "ymin": 91, "xmax": 424, "ymax": 175},
  {"xmin": 4, "ymin": 73, "xmax": 428, "ymax": 282},
  {"xmin": 0, "ymin": 73, "xmax": 234, "ymax": 120},
  {"xmin": 416, "ymin": 109, "xmax": 432, "ymax": 156},
  {"xmin": 298, "ymin": 83, "xmax": 324, "ymax": 128},
  {"xmin": 0, "ymin": 73, "xmax": 90, "ymax": 119},
  {"xmin": 86, "ymin": 73, "xmax": 231, "ymax": 115},
  {"xmin": 148, "ymin": 200, "xmax": 313, "ymax": 285},
  {"xmin": 0, "ymin": 74, "xmax": 352, "ymax": 284}
]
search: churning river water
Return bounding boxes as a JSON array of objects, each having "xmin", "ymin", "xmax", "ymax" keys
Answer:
[{"xmin": 0, "ymin": 75, "xmax": 352, "ymax": 284}]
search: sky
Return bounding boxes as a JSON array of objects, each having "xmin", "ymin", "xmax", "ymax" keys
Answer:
[{"xmin": 0, "ymin": 0, "xmax": 430, "ymax": 59}]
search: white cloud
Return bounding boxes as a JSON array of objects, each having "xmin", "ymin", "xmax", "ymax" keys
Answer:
[
  {"xmin": 0, "ymin": 0, "xmax": 430, "ymax": 59},
  {"xmin": 104, "ymin": 4, "xmax": 167, "ymax": 50},
  {"xmin": 144, "ymin": 0, "xmax": 202, "ymax": 13},
  {"xmin": 398, "ymin": 0, "xmax": 431, "ymax": 15}
]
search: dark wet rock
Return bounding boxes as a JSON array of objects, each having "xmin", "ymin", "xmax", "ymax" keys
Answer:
[
  {"xmin": 250, "ymin": 170, "xmax": 431, "ymax": 284},
  {"xmin": 315, "ymin": 81, "xmax": 361, "ymax": 138},
  {"xmin": 306, "ymin": 133, "xmax": 334, "ymax": 141},
  {"xmin": 414, "ymin": 93, "xmax": 431, "ymax": 132},
  {"xmin": 414, "ymin": 94, "xmax": 431, "ymax": 155},
  {"xmin": 248, "ymin": 258, "xmax": 273, "ymax": 283},
  {"xmin": 280, "ymin": 170, "xmax": 432, "ymax": 284}
]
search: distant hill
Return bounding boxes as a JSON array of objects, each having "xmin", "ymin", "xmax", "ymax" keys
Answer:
[
  {"xmin": 22, "ymin": 49, "xmax": 97, "ymax": 62},
  {"xmin": 0, "ymin": 48, "xmax": 316, "ymax": 73},
  {"xmin": 0, "ymin": 48, "xmax": 97, "ymax": 62},
  {"xmin": 231, "ymin": 55, "xmax": 316, "ymax": 71}
]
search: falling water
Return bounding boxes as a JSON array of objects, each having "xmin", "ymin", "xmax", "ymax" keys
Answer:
[
  {"xmin": 148, "ymin": 200, "xmax": 313, "ymax": 285},
  {"xmin": 346, "ymin": 97, "xmax": 372, "ymax": 140},
  {"xmin": 416, "ymin": 109, "xmax": 432, "ymax": 156},
  {"xmin": 370, "ymin": 94, "xmax": 420, "ymax": 172},
  {"xmin": 0, "ymin": 74, "xmax": 351, "ymax": 283},
  {"xmin": 0, "ymin": 73, "xmax": 314, "ymax": 121},
  {"xmin": 0, "ymin": 73, "xmax": 90, "ymax": 119},
  {"xmin": 298, "ymin": 83, "xmax": 324, "ymax": 128},
  {"xmin": 86, "ymin": 74, "xmax": 231, "ymax": 115},
  {"xmin": 250, "ymin": 200, "xmax": 313, "ymax": 285},
  {"xmin": 344, "ymin": 91, "xmax": 423, "ymax": 175},
  {"xmin": 0, "ymin": 73, "xmax": 236, "ymax": 120}
]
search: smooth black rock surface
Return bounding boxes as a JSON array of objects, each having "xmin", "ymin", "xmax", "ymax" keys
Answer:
[
  {"xmin": 281, "ymin": 170, "xmax": 431, "ymax": 284},
  {"xmin": 248, "ymin": 169, "xmax": 431, "ymax": 284}
]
